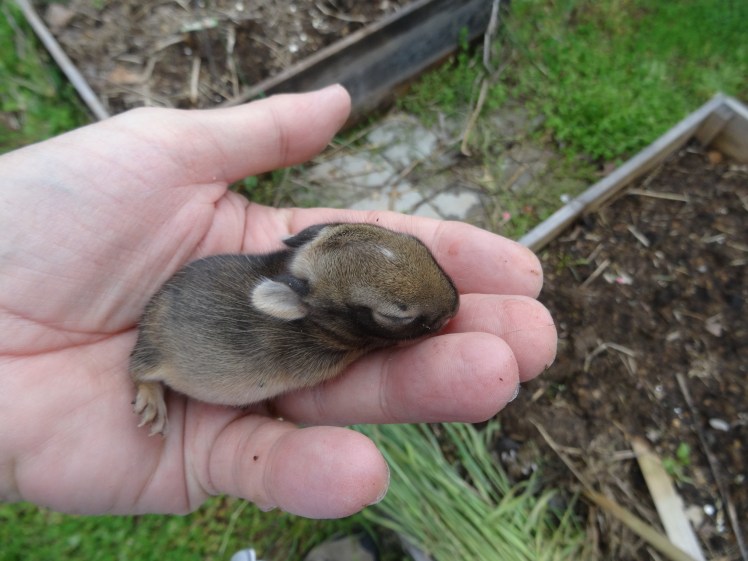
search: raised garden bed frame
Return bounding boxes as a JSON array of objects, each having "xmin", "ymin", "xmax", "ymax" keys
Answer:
[
  {"xmin": 520, "ymin": 93, "xmax": 748, "ymax": 251},
  {"xmin": 16, "ymin": 0, "xmax": 493, "ymax": 122}
]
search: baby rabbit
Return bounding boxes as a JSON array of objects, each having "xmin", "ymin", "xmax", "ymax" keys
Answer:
[{"xmin": 130, "ymin": 222, "xmax": 459, "ymax": 435}]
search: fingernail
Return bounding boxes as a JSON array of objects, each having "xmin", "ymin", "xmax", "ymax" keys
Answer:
[
  {"xmin": 508, "ymin": 384, "xmax": 521, "ymax": 403},
  {"xmin": 316, "ymin": 83, "xmax": 347, "ymax": 96},
  {"xmin": 369, "ymin": 461, "xmax": 390, "ymax": 505}
]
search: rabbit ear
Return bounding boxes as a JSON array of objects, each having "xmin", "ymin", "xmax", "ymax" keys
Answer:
[
  {"xmin": 251, "ymin": 278, "xmax": 308, "ymax": 320},
  {"xmin": 282, "ymin": 223, "xmax": 338, "ymax": 248}
]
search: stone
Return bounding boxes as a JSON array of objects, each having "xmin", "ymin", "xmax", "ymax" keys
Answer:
[{"xmin": 303, "ymin": 535, "xmax": 378, "ymax": 561}]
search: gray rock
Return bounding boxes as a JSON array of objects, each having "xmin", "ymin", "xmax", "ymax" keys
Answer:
[{"xmin": 304, "ymin": 535, "xmax": 377, "ymax": 561}]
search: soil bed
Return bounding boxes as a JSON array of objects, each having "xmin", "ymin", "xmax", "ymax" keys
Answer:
[
  {"xmin": 40, "ymin": 0, "xmax": 412, "ymax": 113},
  {"xmin": 499, "ymin": 142, "xmax": 747, "ymax": 560}
]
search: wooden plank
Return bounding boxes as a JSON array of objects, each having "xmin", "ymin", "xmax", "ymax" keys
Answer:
[
  {"xmin": 631, "ymin": 437, "xmax": 706, "ymax": 561},
  {"xmin": 711, "ymin": 97, "xmax": 748, "ymax": 163},
  {"xmin": 21, "ymin": 0, "xmax": 489, "ymax": 122},
  {"xmin": 694, "ymin": 102, "xmax": 734, "ymax": 146},
  {"xmin": 222, "ymin": 0, "xmax": 492, "ymax": 120},
  {"xmin": 519, "ymin": 94, "xmax": 734, "ymax": 251}
]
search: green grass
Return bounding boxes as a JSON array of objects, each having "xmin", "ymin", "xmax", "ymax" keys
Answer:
[
  {"xmin": 394, "ymin": 0, "xmax": 748, "ymax": 238},
  {"xmin": 360, "ymin": 422, "xmax": 591, "ymax": 561},
  {"xmin": 397, "ymin": 27, "xmax": 508, "ymax": 125},
  {"xmin": 0, "ymin": 498, "xmax": 370, "ymax": 561},
  {"xmin": 508, "ymin": 0, "xmax": 748, "ymax": 161},
  {"xmin": 399, "ymin": 0, "xmax": 748, "ymax": 162},
  {"xmin": 0, "ymin": 4, "xmax": 87, "ymax": 153}
]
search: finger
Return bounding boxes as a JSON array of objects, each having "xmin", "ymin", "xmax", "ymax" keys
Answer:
[
  {"xmin": 286, "ymin": 209, "xmax": 543, "ymax": 296},
  {"xmin": 274, "ymin": 332, "xmax": 520, "ymax": 426},
  {"xmin": 118, "ymin": 84, "xmax": 352, "ymax": 185},
  {"xmin": 198, "ymin": 417, "xmax": 388, "ymax": 518},
  {"xmin": 442, "ymin": 294, "xmax": 557, "ymax": 382},
  {"xmin": 273, "ymin": 294, "xmax": 556, "ymax": 426}
]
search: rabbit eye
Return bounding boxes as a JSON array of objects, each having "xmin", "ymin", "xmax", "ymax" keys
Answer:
[{"xmin": 372, "ymin": 309, "xmax": 416, "ymax": 327}]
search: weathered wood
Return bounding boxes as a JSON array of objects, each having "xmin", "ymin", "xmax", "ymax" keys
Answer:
[
  {"xmin": 632, "ymin": 437, "xmax": 706, "ymax": 561},
  {"xmin": 222, "ymin": 0, "xmax": 492, "ymax": 120},
  {"xmin": 519, "ymin": 94, "xmax": 748, "ymax": 252},
  {"xmin": 710, "ymin": 97, "xmax": 748, "ymax": 163},
  {"xmin": 694, "ymin": 101, "xmax": 735, "ymax": 146},
  {"xmin": 22, "ymin": 0, "xmax": 491, "ymax": 123}
]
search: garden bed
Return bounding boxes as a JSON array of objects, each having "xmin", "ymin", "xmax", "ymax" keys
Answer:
[
  {"xmin": 38, "ymin": 0, "xmax": 410, "ymax": 112},
  {"xmin": 500, "ymin": 103, "xmax": 747, "ymax": 560},
  {"xmin": 28, "ymin": 0, "xmax": 492, "ymax": 119}
]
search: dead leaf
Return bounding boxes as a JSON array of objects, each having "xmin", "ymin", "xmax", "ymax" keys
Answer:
[
  {"xmin": 704, "ymin": 314, "xmax": 724, "ymax": 337},
  {"xmin": 44, "ymin": 4, "xmax": 76, "ymax": 32},
  {"xmin": 107, "ymin": 65, "xmax": 144, "ymax": 86}
]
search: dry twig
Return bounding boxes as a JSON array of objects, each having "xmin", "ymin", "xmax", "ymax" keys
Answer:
[
  {"xmin": 676, "ymin": 373, "xmax": 748, "ymax": 561},
  {"xmin": 583, "ymin": 341, "xmax": 635, "ymax": 372},
  {"xmin": 226, "ymin": 25, "xmax": 239, "ymax": 98},
  {"xmin": 583, "ymin": 490, "xmax": 702, "ymax": 561},
  {"xmin": 627, "ymin": 225, "xmax": 651, "ymax": 248},
  {"xmin": 189, "ymin": 57, "xmax": 201, "ymax": 105},
  {"xmin": 315, "ymin": 1, "xmax": 369, "ymax": 24},
  {"xmin": 581, "ymin": 258, "xmax": 611, "ymax": 288},
  {"xmin": 483, "ymin": 0, "xmax": 501, "ymax": 68},
  {"xmin": 627, "ymin": 188, "xmax": 690, "ymax": 203},
  {"xmin": 14, "ymin": 0, "xmax": 109, "ymax": 120},
  {"xmin": 530, "ymin": 419, "xmax": 703, "ymax": 561},
  {"xmin": 460, "ymin": 0, "xmax": 501, "ymax": 156},
  {"xmin": 631, "ymin": 437, "xmax": 706, "ymax": 561}
]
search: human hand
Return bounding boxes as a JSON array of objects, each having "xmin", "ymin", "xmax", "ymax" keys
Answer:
[{"xmin": 0, "ymin": 85, "xmax": 556, "ymax": 518}]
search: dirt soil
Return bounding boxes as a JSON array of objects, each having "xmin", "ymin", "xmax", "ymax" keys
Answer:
[
  {"xmin": 40, "ymin": 0, "xmax": 412, "ymax": 113},
  {"xmin": 499, "ymin": 142, "xmax": 747, "ymax": 560}
]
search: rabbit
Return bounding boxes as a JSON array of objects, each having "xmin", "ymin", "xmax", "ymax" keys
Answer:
[{"xmin": 130, "ymin": 222, "xmax": 459, "ymax": 435}]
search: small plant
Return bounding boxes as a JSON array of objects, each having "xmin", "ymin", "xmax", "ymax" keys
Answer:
[
  {"xmin": 396, "ymin": 27, "xmax": 482, "ymax": 125},
  {"xmin": 662, "ymin": 441, "xmax": 693, "ymax": 485},
  {"xmin": 232, "ymin": 167, "xmax": 303, "ymax": 207},
  {"xmin": 360, "ymin": 422, "xmax": 590, "ymax": 561}
]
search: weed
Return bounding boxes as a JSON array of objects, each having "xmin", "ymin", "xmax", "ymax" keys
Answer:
[
  {"xmin": 396, "ymin": 27, "xmax": 484, "ymax": 125},
  {"xmin": 554, "ymin": 250, "xmax": 590, "ymax": 277},
  {"xmin": 233, "ymin": 169, "xmax": 287, "ymax": 207},
  {"xmin": 662, "ymin": 441, "xmax": 693, "ymax": 485}
]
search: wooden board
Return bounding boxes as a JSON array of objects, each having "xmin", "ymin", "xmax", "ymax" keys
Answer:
[
  {"xmin": 519, "ymin": 94, "xmax": 748, "ymax": 252},
  {"xmin": 221, "ymin": 0, "xmax": 492, "ymax": 120},
  {"xmin": 21, "ymin": 0, "xmax": 491, "ymax": 122},
  {"xmin": 707, "ymin": 97, "xmax": 748, "ymax": 162}
]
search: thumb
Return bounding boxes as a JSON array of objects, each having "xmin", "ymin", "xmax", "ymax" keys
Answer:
[
  {"xmin": 202, "ymin": 417, "xmax": 389, "ymax": 518},
  {"xmin": 120, "ymin": 83, "xmax": 353, "ymax": 185}
]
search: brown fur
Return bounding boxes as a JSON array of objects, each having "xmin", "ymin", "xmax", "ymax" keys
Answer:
[{"xmin": 130, "ymin": 223, "xmax": 459, "ymax": 435}]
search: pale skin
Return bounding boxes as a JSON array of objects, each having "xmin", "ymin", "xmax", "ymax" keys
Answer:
[{"xmin": 0, "ymin": 85, "xmax": 557, "ymax": 519}]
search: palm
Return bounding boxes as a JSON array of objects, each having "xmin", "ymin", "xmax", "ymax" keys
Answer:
[{"xmin": 0, "ymin": 87, "xmax": 556, "ymax": 518}]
